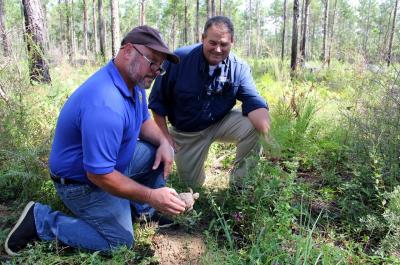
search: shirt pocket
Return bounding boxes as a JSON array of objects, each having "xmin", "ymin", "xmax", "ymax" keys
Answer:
[
  {"xmin": 178, "ymin": 91, "xmax": 201, "ymax": 112},
  {"xmin": 221, "ymin": 82, "xmax": 238, "ymax": 100}
]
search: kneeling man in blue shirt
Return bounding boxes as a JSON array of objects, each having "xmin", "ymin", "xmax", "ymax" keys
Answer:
[
  {"xmin": 149, "ymin": 16, "xmax": 270, "ymax": 188},
  {"xmin": 5, "ymin": 25, "xmax": 186, "ymax": 255}
]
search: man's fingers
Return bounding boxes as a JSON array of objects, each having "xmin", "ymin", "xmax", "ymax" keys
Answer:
[
  {"xmin": 167, "ymin": 203, "xmax": 185, "ymax": 214},
  {"xmin": 170, "ymin": 195, "xmax": 186, "ymax": 208},
  {"xmin": 163, "ymin": 207, "xmax": 181, "ymax": 216},
  {"xmin": 163, "ymin": 161, "xmax": 172, "ymax": 178},
  {"xmin": 152, "ymin": 154, "xmax": 161, "ymax": 170},
  {"xmin": 168, "ymin": 188, "xmax": 178, "ymax": 196}
]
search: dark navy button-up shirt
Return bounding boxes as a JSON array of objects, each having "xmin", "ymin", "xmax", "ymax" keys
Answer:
[{"xmin": 149, "ymin": 44, "xmax": 268, "ymax": 132}]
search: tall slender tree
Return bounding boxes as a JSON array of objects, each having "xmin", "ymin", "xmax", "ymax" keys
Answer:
[
  {"xmin": 140, "ymin": 0, "xmax": 146, "ymax": 25},
  {"xmin": 83, "ymin": 0, "xmax": 88, "ymax": 56},
  {"xmin": 291, "ymin": 0, "xmax": 299, "ymax": 72},
  {"xmin": 299, "ymin": 0, "xmax": 311, "ymax": 64},
  {"xmin": 327, "ymin": 0, "xmax": 337, "ymax": 67},
  {"xmin": 57, "ymin": 0, "xmax": 64, "ymax": 56},
  {"xmin": 207, "ymin": 0, "xmax": 211, "ymax": 18},
  {"xmin": 300, "ymin": 0, "xmax": 305, "ymax": 39},
  {"xmin": 281, "ymin": 0, "xmax": 287, "ymax": 61},
  {"xmin": 211, "ymin": 0, "xmax": 216, "ymax": 17},
  {"xmin": 184, "ymin": 0, "xmax": 188, "ymax": 44},
  {"xmin": 386, "ymin": 0, "xmax": 398, "ymax": 66},
  {"xmin": 41, "ymin": 0, "xmax": 49, "ymax": 50},
  {"xmin": 71, "ymin": 0, "xmax": 77, "ymax": 62},
  {"xmin": 246, "ymin": 0, "xmax": 252, "ymax": 57},
  {"xmin": 0, "ymin": 0, "xmax": 10, "ymax": 57},
  {"xmin": 66, "ymin": 0, "xmax": 76, "ymax": 63},
  {"xmin": 255, "ymin": 0, "xmax": 261, "ymax": 57},
  {"xmin": 21, "ymin": 0, "xmax": 51, "ymax": 83},
  {"xmin": 362, "ymin": 0, "xmax": 372, "ymax": 56},
  {"xmin": 110, "ymin": 0, "xmax": 120, "ymax": 57},
  {"xmin": 196, "ymin": 0, "xmax": 200, "ymax": 42},
  {"xmin": 92, "ymin": 0, "xmax": 99, "ymax": 54},
  {"xmin": 322, "ymin": 0, "xmax": 329, "ymax": 63},
  {"xmin": 98, "ymin": 0, "xmax": 106, "ymax": 60}
]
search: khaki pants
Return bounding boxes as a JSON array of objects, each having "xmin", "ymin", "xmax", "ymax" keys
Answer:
[{"xmin": 170, "ymin": 110, "xmax": 259, "ymax": 187}]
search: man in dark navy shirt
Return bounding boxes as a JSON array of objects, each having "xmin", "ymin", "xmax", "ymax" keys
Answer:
[
  {"xmin": 5, "ymin": 26, "xmax": 186, "ymax": 256},
  {"xmin": 149, "ymin": 16, "xmax": 270, "ymax": 187}
]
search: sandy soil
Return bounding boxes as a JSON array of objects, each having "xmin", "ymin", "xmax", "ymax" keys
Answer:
[{"xmin": 152, "ymin": 228, "xmax": 206, "ymax": 265}]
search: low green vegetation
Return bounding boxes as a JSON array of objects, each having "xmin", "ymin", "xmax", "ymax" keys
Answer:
[{"xmin": 0, "ymin": 58, "xmax": 399, "ymax": 264}]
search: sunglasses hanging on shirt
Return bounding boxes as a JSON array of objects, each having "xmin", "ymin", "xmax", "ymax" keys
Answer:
[{"xmin": 206, "ymin": 60, "xmax": 232, "ymax": 95}]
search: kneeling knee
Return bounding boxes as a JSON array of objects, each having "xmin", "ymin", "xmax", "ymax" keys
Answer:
[{"xmin": 109, "ymin": 234, "xmax": 134, "ymax": 250}]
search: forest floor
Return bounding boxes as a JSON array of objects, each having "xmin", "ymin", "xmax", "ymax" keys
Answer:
[
  {"xmin": 151, "ymin": 227, "xmax": 206, "ymax": 264},
  {"xmin": 0, "ymin": 201, "xmax": 207, "ymax": 264},
  {"xmin": 148, "ymin": 161, "xmax": 230, "ymax": 264},
  {"xmin": 0, "ymin": 155, "xmax": 230, "ymax": 264}
]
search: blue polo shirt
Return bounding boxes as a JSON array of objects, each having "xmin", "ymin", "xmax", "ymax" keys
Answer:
[
  {"xmin": 149, "ymin": 44, "xmax": 268, "ymax": 132},
  {"xmin": 49, "ymin": 60, "xmax": 150, "ymax": 184}
]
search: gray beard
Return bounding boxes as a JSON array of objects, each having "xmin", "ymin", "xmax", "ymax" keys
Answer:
[{"xmin": 127, "ymin": 62, "xmax": 148, "ymax": 89}]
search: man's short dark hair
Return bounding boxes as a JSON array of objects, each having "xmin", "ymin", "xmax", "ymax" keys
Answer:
[{"xmin": 203, "ymin": 16, "xmax": 234, "ymax": 38}]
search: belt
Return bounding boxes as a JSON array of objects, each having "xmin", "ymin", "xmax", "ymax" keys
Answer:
[{"xmin": 50, "ymin": 173, "xmax": 83, "ymax": 185}]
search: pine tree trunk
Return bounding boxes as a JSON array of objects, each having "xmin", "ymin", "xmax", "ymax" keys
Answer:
[
  {"xmin": 92, "ymin": 0, "xmax": 99, "ymax": 54},
  {"xmin": 219, "ymin": 0, "xmax": 222, "ymax": 15},
  {"xmin": 172, "ymin": 13, "xmax": 176, "ymax": 50},
  {"xmin": 300, "ymin": 0, "xmax": 305, "ymax": 41},
  {"xmin": 22, "ymin": 0, "xmax": 51, "ymax": 83},
  {"xmin": 290, "ymin": 0, "xmax": 299, "ymax": 73},
  {"xmin": 311, "ymin": 14, "xmax": 316, "ymax": 59},
  {"xmin": 0, "ymin": 0, "xmax": 10, "ymax": 57},
  {"xmin": 41, "ymin": 1, "xmax": 49, "ymax": 50},
  {"xmin": 196, "ymin": 0, "xmax": 200, "ymax": 42},
  {"xmin": 184, "ymin": 0, "xmax": 188, "ymax": 44},
  {"xmin": 327, "ymin": 0, "xmax": 337, "ymax": 67},
  {"xmin": 281, "ymin": 0, "xmax": 287, "ymax": 61},
  {"xmin": 246, "ymin": 0, "xmax": 252, "ymax": 57},
  {"xmin": 83, "ymin": 0, "xmax": 88, "ymax": 56},
  {"xmin": 211, "ymin": 0, "xmax": 216, "ymax": 17},
  {"xmin": 207, "ymin": 0, "xmax": 211, "ymax": 19},
  {"xmin": 98, "ymin": 0, "xmax": 106, "ymax": 61},
  {"xmin": 386, "ymin": 0, "xmax": 398, "ymax": 66},
  {"xmin": 255, "ymin": 0, "xmax": 261, "ymax": 57},
  {"xmin": 71, "ymin": 0, "xmax": 76, "ymax": 62},
  {"xmin": 140, "ymin": 0, "xmax": 145, "ymax": 25},
  {"xmin": 110, "ymin": 0, "xmax": 120, "ymax": 58},
  {"xmin": 58, "ymin": 0, "xmax": 65, "ymax": 56},
  {"xmin": 299, "ymin": 0, "xmax": 310, "ymax": 65},
  {"xmin": 322, "ymin": 0, "xmax": 329, "ymax": 63},
  {"xmin": 66, "ymin": 0, "xmax": 73, "ymax": 62},
  {"xmin": 363, "ymin": 0, "xmax": 372, "ymax": 57}
]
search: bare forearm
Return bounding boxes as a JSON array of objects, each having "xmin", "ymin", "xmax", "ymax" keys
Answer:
[
  {"xmin": 139, "ymin": 118, "xmax": 169, "ymax": 147},
  {"xmin": 87, "ymin": 170, "xmax": 152, "ymax": 203},
  {"xmin": 152, "ymin": 112, "xmax": 170, "ymax": 137},
  {"xmin": 248, "ymin": 108, "xmax": 271, "ymax": 134},
  {"xmin": 87, "ymin": 170, "xmax": 186, "ymax": 215}
]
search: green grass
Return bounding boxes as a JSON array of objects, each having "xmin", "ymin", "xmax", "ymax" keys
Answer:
[{"xmin": 1, "ymin": 59, "xmax": 400, "ymax": 264}]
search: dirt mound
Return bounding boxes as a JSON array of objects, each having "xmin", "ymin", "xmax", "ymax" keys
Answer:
[{"xmin": 152, "ymin": 229, "xmax": 206, "ymax": 265}]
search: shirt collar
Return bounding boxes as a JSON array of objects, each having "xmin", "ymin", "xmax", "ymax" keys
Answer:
[{"xmin": 106, "ymin": 59, "xmax": 135, "ymax": 99}]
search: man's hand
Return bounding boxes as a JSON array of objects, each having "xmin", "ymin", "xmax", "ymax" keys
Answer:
[
  {"xmin": 148, "ymin": 187, "xmax": 186, "ymax": 215},
  {"xmin": 248, "ymin": 108, "xmax": 270, "ymax": 134},
  {"xmin": 165, "ymin": 133, "xmax": 179, "ymax": 152},
  {"xmin": 152, "ymin": 140, "xmax": 174, "ymax": 178}
]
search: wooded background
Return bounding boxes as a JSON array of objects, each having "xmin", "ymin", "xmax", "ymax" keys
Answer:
[
  {"xmin": 0, "ymin": 0, "xmax": 399, "ymax": 83},
  {"xmin": 1, "ymin": 1, "xmax": 400, "ymax": 263}
]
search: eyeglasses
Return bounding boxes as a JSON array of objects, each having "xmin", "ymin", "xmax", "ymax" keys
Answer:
[{"xmin": 131, "ymin": 45, "xmax": 166, "ymax": 76}]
